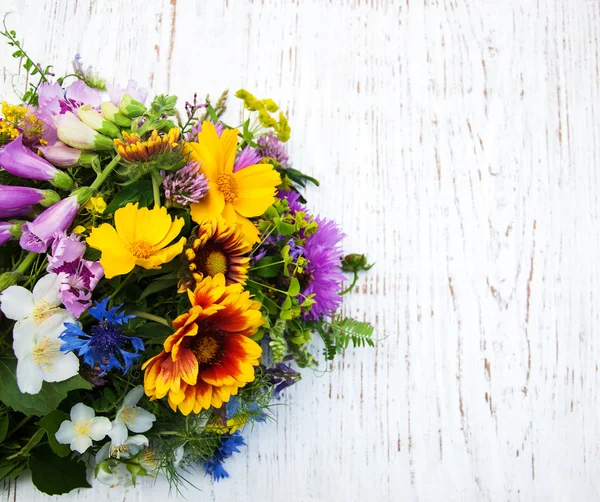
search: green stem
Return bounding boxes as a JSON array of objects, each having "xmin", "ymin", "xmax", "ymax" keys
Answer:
[
  {"xmin": 90, "ymin": 154, "xmax": 121, "ymax": 191},
  {"xmin": 15, "ymin": 252, "xmax": 37, "ymax": 275},
  {"xmin": 7, "ymin": 415, "xmax": 31, "ymax": 438},
  {"xmin": 130, "ymin": 311, "xmax": 170, "ymax": 327},
  {"xmin": 249, "ymin": 224, "xmax": 276, "ymax": 257},
  {"xmin": 108, "ymin": 270, "xmax": 135, "ymax": 305},
  {"xmin": 339, "ymin": 270, "xmax": 359, "ymax": 295},
  {"xmin": 151, "ymin": 171, "xmax": 161, "ymax": 207}
]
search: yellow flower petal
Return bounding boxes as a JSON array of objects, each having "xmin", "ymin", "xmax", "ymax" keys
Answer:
[
  {"xmin": 190, "ymin": 187, "xmax": 225, "ymax": 224},
  {"xmin": 86, "ymin": 223, "xmax": 136, "ymax": 279},
  {"xmin": 235, "ymin": 213, "xmax": 260, "ymax": 245},
  {"xmin": 135, "ymin": 236, "xmax": 186, "ymax": 270},
  {"xmin": 152, "ymin": 214, "xmax": 185, "ymax": 251},
  {"xmin": 232, "ymin": 164, "xmax": 281, "ymax": 217}
]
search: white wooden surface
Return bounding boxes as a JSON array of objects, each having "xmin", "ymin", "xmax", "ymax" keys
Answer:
[{"xmin": 1, "ymin": 1, "xmax": 599, "ymax": 500}]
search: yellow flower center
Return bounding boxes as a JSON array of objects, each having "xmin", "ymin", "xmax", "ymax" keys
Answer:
[
  {"xmin": 30, "ymin": 301, "xmax": 59, "ymax": 324},
  {"xmin": 31, "ymin": 336, "xmax": 62, "ymax": 370},
  {"xmin": 129, "ymin": 240, "xmax": 154, "ymax": 259},
  {"xmin": 74, "ymin": 418, "xmax": 92, "ymax": 437},
  {"xmin": 216, "ymin": 173, "xmax": 238, "ymax": 203},
  {"xmin": 119, "ymin": 405, "xmax": 139, "ymax": 426},
  {"xmin": 193, "ymin": 336, "xmax": 220, "ymax": 364},
  {"xmin": 110, "ymin": 444, "xmax": 130, "ymax": 459},
  {"xmin": 205, "ymin": 250, "xmax": 228, "ymax": 276}
]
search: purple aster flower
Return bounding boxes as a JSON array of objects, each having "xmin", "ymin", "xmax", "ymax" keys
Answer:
[
  {"xmin": 300, "ymin": 217, "xmax": 345, "ymax": 320},
  {"xmin": 161, "ymin": 161, "xmax": 209, "ymax": 206},
  {"xmin": 107, "ymin": 80, "xmax": 148, "ymax": 106},
  {"xmin": 59, "ymin": 297, "xmax": 143, "ymax": 375},
  {"xmin": 19, "ymin": 195, "xmax": 80, "ymax": 253},
  {"xmin": 47, "ymin": 232, "xmax": 104, "ymax": 318},
  {"xmin": 0, "ymin": 184, "xmax": 59, "ymax": 211},
  {"xmin": 233, "ymin": 145, "xmax": 262, "ymax": 172},
  {"xmin": 204, "ymin": 432, "xmax": 245, "ymax": 481},
  {"xmin": 257, "ymin": 134, "xmax": 289, "ymax": 166},
  {"xmin": 277, "ymin": 189, "xmax": 304, "ymax": 213}
]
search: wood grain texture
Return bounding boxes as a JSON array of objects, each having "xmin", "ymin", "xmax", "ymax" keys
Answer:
[{"xmin": 1, "ymin": 0, "xmax": 599, "ymax": 500}]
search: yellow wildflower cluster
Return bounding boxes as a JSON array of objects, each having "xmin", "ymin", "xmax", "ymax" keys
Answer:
[
  {"xmin": 0, "ymin": 102, "xmax": 46, "ymax": 144},
  {"xmin": 235, "ymin": 89, "xmax": 291, "ymax": 142},
  {"xmin": 114, "ymin": 128, "xmax": 180, "ymax": 163}
]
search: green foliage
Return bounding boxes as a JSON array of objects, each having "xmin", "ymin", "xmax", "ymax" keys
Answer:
[
  {"xmin": 235, "ymin": 89, "xmax": 291, "ymax": 142},
  {"xmin": 29, "ymin": 445, "xmax": 91, "ymax": 495},
  {"xmin": 104, "ymin": 180, "xmax": 154, "ymax": 214},
  {"xmin": 0, "ymin": 359, "xmax": 91, "ymax": 416},
  {"xmin": 315, "ymin": 316, "xmax": 375, "ymax": 360},
  {"xmin": 37, "ymin": 410, "xmax": 70, "ymax": 457},
  {"xmin": 149, "ymin": 94, "xmax": 178, "ymax": 118},
  {"xmin": 268, "ymin": 319, "xmax": 288, "ymax": 362}
]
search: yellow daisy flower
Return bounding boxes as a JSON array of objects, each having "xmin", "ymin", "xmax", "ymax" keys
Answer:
[
  {"xmin": 87, "ymin": 203, "xmax": 186, "ymax": 279},
  {"xmin": 185, "ymin": 121, "xmax": 281, "ymax": 245}
]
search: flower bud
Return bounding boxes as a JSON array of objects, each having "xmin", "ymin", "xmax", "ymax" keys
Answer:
[
  {"xmin": 55, "ymin": 112, "xmax": 115, "ymax": 151},
  {"xmin": 39, "ymin": 141, "xmax": 84, "ymax": 168},
  {"xmin": 0, "ymin": 184, "xmax": 59, "ymax": 210},
  {"xmin": 101, "ymin": 101, "xmax": 132, "ymax": 127},
  {"xmin": 77, "ymin": 104, "xmax": 121, "ymax": 138},
  {"xmin": 118, "ymin": 94, "xmax": 146, "ymax": 118},
  {"xmin": 71, "ymin": 187, "xmax": 93, "ymax": 205},
  {"xmin": 341, "ymin": 253, "xmax": 373, "ymax": 272},
  {"xmin": 0, "ymin": 135, "xmax": 59, "ymax": 181}
]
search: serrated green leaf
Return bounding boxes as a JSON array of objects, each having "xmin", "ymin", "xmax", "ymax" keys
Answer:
[
  {"xmin": 29, "ymin": 445, "xmax": 90, "ymax": 495},
  {"xmin": 37, "ymin": 411, "xmax": 70, "ymax": 457},
  {"xmin": 0, "ymin": 359, "xmax": 91, "ymax": 416}
]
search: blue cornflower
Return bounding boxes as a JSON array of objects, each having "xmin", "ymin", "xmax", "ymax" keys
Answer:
[
  {"xmin": 226, "ymin": 396, "xmax": 267, "ymax": 423},
  {"xmin": 204, "ymin": 432, "xmax": 246, "ymax": 481},
  {"xmin": 59, "ymin": 297, "xmax": 144, "ymax": 375}
]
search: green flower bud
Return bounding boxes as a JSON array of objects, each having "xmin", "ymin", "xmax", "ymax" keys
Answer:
[
  {"xmin": 77, "ymin": 104, "xmax": 121, "ymax": 138},
  {"xmin": 102, "ymin": 101, "xmax": 132, "ymax": 127},
  {"xmin": 40, "ymin": 189, "xmax": 61, "ymax": 207},
  {"xmin": 119, "ymin": 93, "xmax": 147, "ymax": 118},
  {"xmin": 71, "ymin": 187, "xmax": 93, "ymax": 205},
  {"xmin": 0, "ymin": 272, "xmax": 19, "ymax": 292},
  {"xmin": 52, "ymin": 170, "xmax": 74, "ymax": 191},
  {"xmin": 341, "ymin": 253, "xmax": 373, "ymax": 272}
]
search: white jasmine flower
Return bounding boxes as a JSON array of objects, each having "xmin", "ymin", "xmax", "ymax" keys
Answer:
[
  {"xmin": 95, "ymin": 434, "xmax": 149, "ymax": 462},
  {"xmin": 108, "ymin": 385, "xmax": 156, "ymax": 445},
  {"xmin": 55, "ymin": 403, "xmax": 112, "ymax": 454},
  {"xmin": 0, "ymin": 273, "xmax": 63, "ymax": 328},
  {"xmin": 13, "ymin": 310, "xmax": 80, "ymax": 394},
  {"xmin": 95, "ymin": 461, "xmax": 133, "ymax": 488}
]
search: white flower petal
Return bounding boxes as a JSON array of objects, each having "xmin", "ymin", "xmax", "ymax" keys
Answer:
[
  {"xmin": 39, "ymin": 310, "xmax": 75, "ymax": 339},
  {"xmin": 32, "ymin": 273, "xmax": 61, "ymax": 306},
  {"xmin": 16, "ymin": 356, "xmax": 43, "ymax": 394},
  {"xmin": 127, "ymin": 408, "xmax": 156, "ymax": 434},
  {"xmin": 89, "ymin": 416, "xmax": 112, "ymax": 441},
  {"xmin": 55, "ymin": 420, "xmax": 76, "ymax": 444},
  {"xmin": 70, "ymin": 402, "xmax": 95, "ymax": 422},
  {"xmin": 95, "ymin": 442, "xmax": 111, "ymax": 465},
  {"xmin": 107, "ymin": 421, "xmax": 128, "ymax": 445},
  {"xmin": 0, "ymin": 286, "xmax": 34, "ymax": 320},
  {"xmin": 12, "ymin": 323, "xmax": 36, "ymax": 359},
  {"xmin": 41, "ymin": 351, "xmax": 79, "ymax": 383},
  {"xmin": 123, "ymin": 385, "xmax": 144, "ymax": 407},
  {"xmin": 124, "ymin": 434, "xmax": 148, "ymax": 456},
  {"xmin": 70, "ymin": 434, "xmax": 92, "ymax": 454}
]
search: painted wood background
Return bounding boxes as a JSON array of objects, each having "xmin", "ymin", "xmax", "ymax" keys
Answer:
[{"xmin": 1, "ymin": 0, "xmax": 599, "ymax": 500}]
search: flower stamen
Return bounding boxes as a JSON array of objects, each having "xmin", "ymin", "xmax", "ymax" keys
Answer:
[
  {"xmin": 31, "ymin": 336, "xmax": 62, "ymax": 370},
  {"xmin": 216, "ymin": 173, "xmax": 238, "ymax": 203}
]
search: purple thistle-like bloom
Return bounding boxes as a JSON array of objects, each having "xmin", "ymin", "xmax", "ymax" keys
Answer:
[
  {"xmin": 60, "ymin": 297, "xmax": 143, "ymax": 375},
  {"xmin": 257, "ymin": 134, "xmax": 289, "ymax": 166},
  {"xmin": 161, "ymin": 161, "xmax": 209, "ymax": 206},
  {"xmin": 19, "ymin": 195, "xmax": 79, "ymax": 253},
  {"xmin": 300, "ymin": 217, "xmax": 345, "ymax": 320},
  {"xmin": 0, "ymin": 135, "xmax": 60, "ymax": 181},
  {"xmin": 47, "ymin": 232, "xmax": 104, "ymax": 318},
  {"xmin": 233, "ymin": 145, "xmax": 262, "ymax": 172},
  {"xmin": 277, "ymin": 189, "xmax": 304, "ymax": 213}
]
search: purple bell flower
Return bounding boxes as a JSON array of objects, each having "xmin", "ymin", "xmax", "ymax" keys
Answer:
[
  {"xmin": 39, "ymin": 141, "xmax": 84, "ymax": 168},
  {"xmin": 0, "ymin": 184, "xmax": 59, "ymax": 211},
  {"xmin": 0, "ymin": 136, "xmax": 73, "ymax": 190},
  {"xmin": 0, "ymin": 206, "xmax": 33, "ymax": 219},
  {"xmin": 19, "ymin": 195, "xmax": 80, "ymax": 253}
]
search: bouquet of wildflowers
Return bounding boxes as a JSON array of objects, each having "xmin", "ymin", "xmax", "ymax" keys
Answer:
[{"xmin": 0, "ymin": 21, "xmax": 374, "ymax": 494}]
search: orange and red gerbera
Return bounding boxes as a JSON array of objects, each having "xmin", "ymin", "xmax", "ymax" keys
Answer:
[{"xmin": 142, "ymin": 274, "xmax": 263, "ymax": 415}]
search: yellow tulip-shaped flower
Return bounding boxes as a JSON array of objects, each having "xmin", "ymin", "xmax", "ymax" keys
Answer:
[
  {"xmin": 185, "ymin": 122, "xmax": 281, "ymax": 245},
  {"xmin": 87, "ymin": 203, "xmax": 186, "ymax": 279}
]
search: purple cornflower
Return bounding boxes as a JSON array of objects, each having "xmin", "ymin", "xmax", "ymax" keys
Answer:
[
  {"xmin": 161, "ymin": 161, "xmax": 209, "ymax": 206},
  {"xmin": 47, "ymin": 232, "xmax": 104, "ymax": 318},
  {"xmin": 257, "ymin": 134, "xmax": 289, "ymax": 167},
  {"xmin": 300, "ymin": 217, "xmax": 345, "ymax": 320},
  {"xmin": 233, "ymin": 145, "xmax": 262, "ymax": 172},
  {"xmin": 19, "ymin": 195, "xmax": 80, "ymax": 253},
  {"xmin": 60, "ymin": 297, "xmax": 143, "ymax": 375}
]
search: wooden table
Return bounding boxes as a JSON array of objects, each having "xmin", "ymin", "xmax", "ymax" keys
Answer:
[{"xmin": 1, "ymin": 1, "xmax": 598, "ymax": 500}]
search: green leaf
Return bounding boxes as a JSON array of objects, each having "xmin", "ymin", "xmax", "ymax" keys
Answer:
[
  {"xmin": 18, "ymin": 428, "xmax": 45, "ymax": 458},
  {"xmin": 104, "ymin": 180, "xmax": 153, "ymax": 214},
  {"xmin": 0, "ymin": 360, "xmax": 91, "ymax": 416},
  {"xmin": 37, "ymin": 411, "xmax": 70, "ymax": 457},
  {"xmin": 135, "ymin": 322, "xmax": 172, "ymax": 341},
  {"xmin": 252, "ymin": 256, "xmax": 282, "ymax": 278},
  {"xmin": 29, "ymin": 445, "xmax": 91, "ymax": 495},
  {"xmin": 281, "ymin": 296, "xmax": 292, "ymax": 310},
  {"xmin": 0, "ymin": 415, "xmax": 8, "ymax": 443},
  {"xmin": 275, "ymin": 218, "xmax": 295, "ymax": 236},
  {"xmin": 140, "ymin": 276, "xmax": 179, "ymax": 299},
  {"xmin": 287, "ymin": 277, "xmax": 300, "ymax": 297}
]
